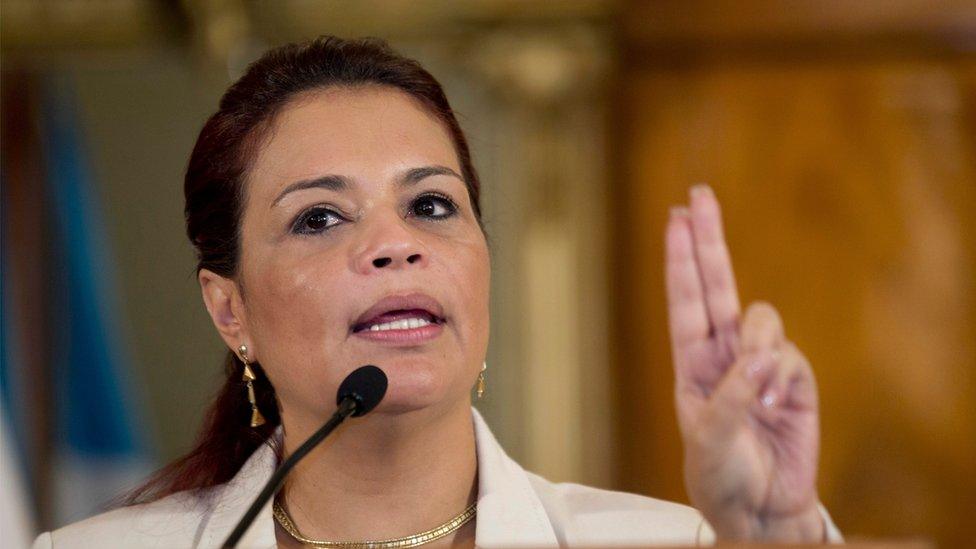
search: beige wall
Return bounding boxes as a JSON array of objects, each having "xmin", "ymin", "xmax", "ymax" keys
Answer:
[
  {"xmin": 68, "ymin": 52, "xmax": 233, "ymax": 459},
  {"xmin": 12, "ymin": 5, "xmax": 618, "ymax": 490}
]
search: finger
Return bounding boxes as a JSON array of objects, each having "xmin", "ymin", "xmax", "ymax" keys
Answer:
[
  {"xmin": 697, "ymin": 350, "xmax": 777, "ymax": 442},
  {"xmin": 759, "ymin": 347, "xmax": 792, "ymax": 409},
  {"xmin": 665, "ymin": 206, "xmax": 710, "ymax": 350},
  {"xmin": 688, "ymin": 184, "xmax": 741, "ymax": 336},
  {"xmin": 764, "ymin": 341, "xmax": 819, "ymax": 411},
  {"xmin": 739, "ymin": 301, "xmax": 785, "ymax": 355}
]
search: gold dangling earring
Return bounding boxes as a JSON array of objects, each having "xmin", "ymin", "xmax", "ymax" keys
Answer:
[
  {"xmin": 476, "ymin": 361, "xmax": 487, "ymax": 399},
  {"xmin": 238, "ymin": 344, "xmax": 266, "ymax": 427}
]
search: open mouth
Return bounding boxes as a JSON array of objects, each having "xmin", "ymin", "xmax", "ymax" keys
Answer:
[{"xmin": 351, "ymin": 308, "xmax": 446, "ymax": 333}]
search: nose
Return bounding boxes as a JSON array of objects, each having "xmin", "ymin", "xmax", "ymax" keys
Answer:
[{"xmin": 352, "ymin": 213, "xmax": 429, "ymax": 274}]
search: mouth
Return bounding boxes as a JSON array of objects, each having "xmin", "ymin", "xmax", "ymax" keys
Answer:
[
  {"xmin": 351, "ymin": 308, "xmax": 446, "ymax": 333},
  {"xmin": 350, "ymin": 293, "xmax": 447, "ymax": 334}
]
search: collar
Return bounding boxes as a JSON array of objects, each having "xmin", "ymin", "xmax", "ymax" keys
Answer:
[{"xmin": 198, "ymin": 407, "xmax": 558, "ymax": 548}]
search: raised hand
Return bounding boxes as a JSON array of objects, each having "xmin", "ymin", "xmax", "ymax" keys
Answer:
[{"xmin": 665, "ymin": 185, "xmax": 825, "ymax": 542}]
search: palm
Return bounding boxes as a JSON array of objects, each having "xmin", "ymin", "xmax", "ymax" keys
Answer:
[
  {"xmin": 665, "ymin": 186, "xmax": 820, "ymax": 540},
  {"xmin": 677, "ymin": 337, "xmax": 819, "ymax": 514}
]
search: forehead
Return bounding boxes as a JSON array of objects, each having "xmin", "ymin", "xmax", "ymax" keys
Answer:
[{"xmin": 247, "ymin": 86, "xmax": 459, "ymax": 199}]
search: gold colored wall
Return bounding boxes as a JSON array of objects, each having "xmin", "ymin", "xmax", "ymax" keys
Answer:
[
  {"xmin": 6, "ymin": 2, "xmax": 975, "ymax": 544},
  {"xmin": 614, "ymin": 3, "xmax": 976, "ymax": 546}
]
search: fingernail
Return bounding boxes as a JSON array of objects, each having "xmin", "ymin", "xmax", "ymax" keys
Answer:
[
  {"xmin": 690, "ymin": 183, "xmax": 713, "ymax": 199},
  {"xmin": 669, "ymin": 206, "xmax": 690, "ymax": 219},
  {"xmin": 746, "ymin": 356, "xmax": 769, "ymax": 380}
]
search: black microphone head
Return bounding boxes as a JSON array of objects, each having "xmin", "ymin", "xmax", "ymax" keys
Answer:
[{"xmin": 336, "ymin": 365, "xmax": 388, "ymax": 417}]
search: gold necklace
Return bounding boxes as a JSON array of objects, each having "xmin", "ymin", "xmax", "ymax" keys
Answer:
[{"xmin": 273, "ymin": 500, "xmax": 476, "ymax": 548}]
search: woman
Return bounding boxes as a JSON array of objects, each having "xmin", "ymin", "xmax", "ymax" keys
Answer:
[{"xmin": 34, "ymin": 36, "xmax": 841, "ymax": 548}]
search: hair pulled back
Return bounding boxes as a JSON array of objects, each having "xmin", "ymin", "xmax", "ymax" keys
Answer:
[{"xmin": 125, "ymin": 35, "xmax": 482, "ymax": 504}]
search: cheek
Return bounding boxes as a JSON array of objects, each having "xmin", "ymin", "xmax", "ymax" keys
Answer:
[
  {"xmin": 443, "ymin": 236, "xmax": 491, "ymax": 342},
  {"xmin": 245, "ymin": 250, "xmax": 347, "ymax": 355}
]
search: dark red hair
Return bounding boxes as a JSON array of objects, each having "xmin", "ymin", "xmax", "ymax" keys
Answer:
[{"xmin": 123, "ymin": 35, "xmax": 483, "ymax": 504}]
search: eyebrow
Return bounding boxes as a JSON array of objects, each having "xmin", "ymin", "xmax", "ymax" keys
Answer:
[{"xmin": 271, "ymin": 165, "xmax": 464, "ymax": 208}]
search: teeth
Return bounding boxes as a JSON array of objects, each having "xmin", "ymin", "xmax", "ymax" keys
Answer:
[{"xmin": 367, "ymin": 317, "xmax": 432, "ymax": 332}]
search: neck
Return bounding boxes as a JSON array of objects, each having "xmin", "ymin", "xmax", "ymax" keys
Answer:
[{"xmin": 276, "ymin": 398, "xmax": 478, "ymax": 545}]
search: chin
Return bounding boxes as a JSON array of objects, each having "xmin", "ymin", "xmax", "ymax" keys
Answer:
[{"xmin": 368, "ymin": 362, "xmax": 463, "ymax": 414}]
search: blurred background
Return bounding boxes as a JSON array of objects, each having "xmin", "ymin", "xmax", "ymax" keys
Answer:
[{"xmin": 2, "ymin": 1, "xmax": 974, "ymax": 547}]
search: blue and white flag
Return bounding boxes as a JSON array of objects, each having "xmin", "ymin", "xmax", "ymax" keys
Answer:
[
  {"xmin": 1, "ymin": 394, "xmax": 34, "ymax": 549},
  {"xmin": 40, "ymin": 77, "xmax": 155, "ymax": 526}
]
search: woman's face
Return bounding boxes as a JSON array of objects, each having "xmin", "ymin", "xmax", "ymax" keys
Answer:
[{"xmin": 205, "ymin": 86, "xmax": 490, "ymax": 424}]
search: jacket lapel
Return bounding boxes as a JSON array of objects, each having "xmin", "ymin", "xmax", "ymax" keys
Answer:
[
  {"xmin": 197, "ymin": 408, "xmax": 560, "ymax": 548},
  {"xmin": 471, "ymin": 407, "xmax": 560, "ymax": 547},
  {"xmin": 198, "ymin": 440, "xmax": 279, "ymax": 548}
]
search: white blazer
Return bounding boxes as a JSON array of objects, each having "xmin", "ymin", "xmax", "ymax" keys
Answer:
[{"xmin": 33, "ymin": 408, "xmax": 842, "ymax": 547}]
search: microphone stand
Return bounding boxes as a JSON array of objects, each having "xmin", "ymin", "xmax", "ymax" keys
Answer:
[{"xmin": 221, "ymin": 396, "xmax": 359, "ymax": 548}]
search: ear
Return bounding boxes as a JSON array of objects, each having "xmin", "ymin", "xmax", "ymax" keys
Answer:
[{"xmin": 199, "ymin": 268, "xmax": 251, "ymax": 357}]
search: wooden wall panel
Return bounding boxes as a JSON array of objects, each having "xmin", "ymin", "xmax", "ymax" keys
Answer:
[{"xmin": 615, "ymin": 58, "xmax": 976, "ymax": 546}]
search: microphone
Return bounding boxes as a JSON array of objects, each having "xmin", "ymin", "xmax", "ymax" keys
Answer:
[
  {"xmin": 222, "ymin": 365, "xmax": 388, "ymax": 548},
  {"xmin": 336, "ymin": 364, "xmax": 387, "ymax": 417}
]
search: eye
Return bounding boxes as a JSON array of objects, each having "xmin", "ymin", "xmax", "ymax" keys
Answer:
[
  {"xmin": 410, "ymin": 193, "xmax": 457, "ymax": 220},
  {"xmin": 292, "ymin": 206, "xmax": 344, "ymax": 235}
]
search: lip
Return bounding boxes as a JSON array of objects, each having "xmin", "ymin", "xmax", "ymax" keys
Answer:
[
  {"xmin": 352, "ymin": 321, "xmax": 444, "ymax": 345},
  {"xmin": 351, "ymin": 292, "xmax": 446, "ymax": 333}
]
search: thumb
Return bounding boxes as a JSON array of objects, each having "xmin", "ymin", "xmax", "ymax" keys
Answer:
[{"xmin": 701, "ymin": 351, "xmax": 778, "ymax": 439}]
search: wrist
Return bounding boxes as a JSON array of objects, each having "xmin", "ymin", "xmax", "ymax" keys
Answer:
[
  {"xmin": 757, "ymin": 503, "xmax": 826, "ymax": 543},
  {"xmin": 711, "ymin": 502, "xmax": 825, "ymax": 543}
]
